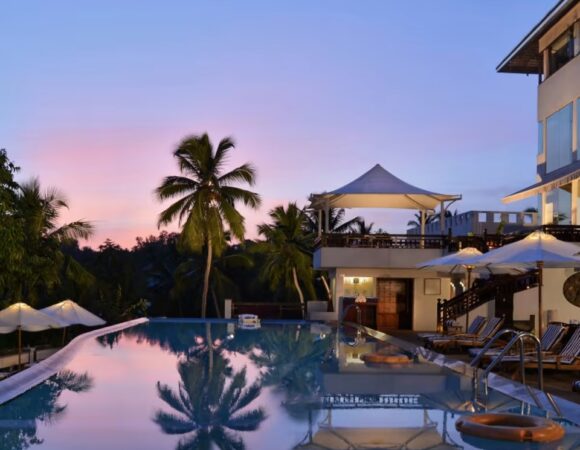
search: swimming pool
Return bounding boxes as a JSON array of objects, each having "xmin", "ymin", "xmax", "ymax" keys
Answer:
[{"xmin": 0, "ymin": 319, "xmax": 578, "ymax": 449}]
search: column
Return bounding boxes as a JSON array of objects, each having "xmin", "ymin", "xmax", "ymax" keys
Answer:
[
  {"xmin": 572, "ymin": 179, "xmax": 579, "ymax": 225},
  {"xmin": 542, "ymin": 49, "xmax": 550, "ymax": 78}
]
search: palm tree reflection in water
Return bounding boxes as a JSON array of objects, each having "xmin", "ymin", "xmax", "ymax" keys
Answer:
[
  {"xmin": 0, "ymin": 370, "xmax": 94, "ymax": 450},
  {"xmin": 154, "ymin": 359, "xmax": 265, "ymax": 450},
  {"xmin": 251, "ymin": 325, "xmax": 332, "ymax": 420}
]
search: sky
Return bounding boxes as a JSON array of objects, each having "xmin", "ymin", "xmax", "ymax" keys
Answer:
[{"xmin": 1, "ymin": 0, "xmax": 555, "ymax": 248}]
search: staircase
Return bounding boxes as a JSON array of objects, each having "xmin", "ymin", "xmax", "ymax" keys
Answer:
[{"xmin": 436, "ymin": 271, "xmax": 539, "ymax": 332}]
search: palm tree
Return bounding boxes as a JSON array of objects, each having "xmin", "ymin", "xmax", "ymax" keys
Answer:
[
  {"xmin": 154, "ymin": 360, "xmax": 265, "ymax": 450},
  {"xmin": 256, "ymin": 203, "xmax": 315, "ymax": 310},
  {"xmin": 11, "ymin": 178, "xmax": 93, "ymax": 303},
  {"xmin": 352, "ymin": 218, "xmax": 374, "ymax": 235},
  {"xmin": 156, "ymin": 134, "xmax": 261, "ymax": 318},
  {"xmin": 305, "ymin": 207, "xmax": 361, "ymax": 234}
]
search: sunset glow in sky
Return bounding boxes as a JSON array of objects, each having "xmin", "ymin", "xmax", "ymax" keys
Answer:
[{"xmin": 2, "ymin": 0, "xmax": 554, "ymax": 247}]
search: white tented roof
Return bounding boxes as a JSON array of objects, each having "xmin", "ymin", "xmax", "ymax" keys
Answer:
[{"xmin": 310, "ymin": 164, "xmax": 461, "ymax": 210}]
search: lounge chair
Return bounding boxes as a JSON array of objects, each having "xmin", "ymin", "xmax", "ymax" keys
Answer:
[
  {"xmin": 468, "ymin": 322, "xmax": 568, "ymax": 360},
  {"xmin": 419, "ymin": 316, "xmax": 486, "ymax": 340},
  {"xmin": 429, "ymin": 317, "xmax": 504, "ymax": 351},
  {"xmin": 523, "ymin": 326, "xmax": 580, "ymax": 371}
]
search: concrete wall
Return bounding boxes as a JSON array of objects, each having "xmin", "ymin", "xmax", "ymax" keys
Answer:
[
  {"xmin": 538, "ymin": 55, "xmax": 580, "ymax": 122},
  {"xmin": 513, "ymin": 268, "xmax": 580, "ymax": 335},
  {"xmin": 332, "ymin": 267, "xmax": 451, "ymax": 331},
  {"xmin": 314, "ymin": 247, "xmax": 443, "ymax": 270}
]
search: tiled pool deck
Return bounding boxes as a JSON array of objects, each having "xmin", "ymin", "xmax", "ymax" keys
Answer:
[{"xmin": 362, "ymin": 325, "xmax": 580, "ymax": 426}]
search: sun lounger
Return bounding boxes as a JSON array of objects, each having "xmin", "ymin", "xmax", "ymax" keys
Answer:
[
  {"xmin": 468, "ymin": 322, "xmax": 568, "ymax": 360},
  {"xmin": 523, "ymin": 326, "xmax": 580, "ymax": 370},
  {"xmin": 419, "ymin": 316, "xmax": 485, "ymax": 340},
  {"xmin": 429, "ymin": 317, "xmax": 504, "ymax": 351}
]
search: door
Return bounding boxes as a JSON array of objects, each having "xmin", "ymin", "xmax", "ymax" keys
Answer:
[{"xmin": 376, "ymin": 279, "xmax": 413, "ymax": 330}]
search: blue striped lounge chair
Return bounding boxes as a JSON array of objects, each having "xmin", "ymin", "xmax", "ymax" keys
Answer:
[
  {"xmin": 468, "ymin": 322, "xmax": 568, "ymax": 360},
  {"xmin": 430, "ymin": 317, "xmax": 504, "ymax": 351},
  {"xmin": 524, "ymin": 326, "xmax": 580, "ymax": 371},
  {"xmin": 420, "ymin": 316, "xmax": 486, "ymax": 341}
]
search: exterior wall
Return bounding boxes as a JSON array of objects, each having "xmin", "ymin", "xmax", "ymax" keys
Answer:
[
  {"xmin": 513, "ymin": 268, "xmax": 580, "ymax": 335},
  {"xmin": 314, "ymin": 247, "xmax": 443, "ymax": 270},
  {"xmin": 538, "ymin": 55, "xmax": 580, "ymax": 122},
  {"xmin": 332, "ymin": 267, "xmax": 451, "ymax": 331}
]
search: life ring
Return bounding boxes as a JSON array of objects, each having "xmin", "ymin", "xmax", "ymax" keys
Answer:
[
  {"xmin": 361, "ymin": 353, "xmax": 411, "ymax": 364},
  {"xmin": 456, "ymin": 413, "xmax": 564, "ymax": 443}
]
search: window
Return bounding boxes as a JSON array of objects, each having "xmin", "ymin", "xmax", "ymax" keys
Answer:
[
  {"xmin": 537, "ymin": 121, "xmax": 544, "ymax": 155},
  {"xmin": 546, "ymin": 185, "xmax": 572, "ymax": 225},
  {"xmin": 546, "ymin": 103, "xmax": 573, "ymax": 172},
  {"xmin": 549, "ymin": 28, "xmax": 574, "ymax": 75}
]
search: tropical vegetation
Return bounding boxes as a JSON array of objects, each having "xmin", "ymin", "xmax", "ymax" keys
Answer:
[{"xmin": 0, "ymin": 141, "xmax": 370, "ymax": 331}]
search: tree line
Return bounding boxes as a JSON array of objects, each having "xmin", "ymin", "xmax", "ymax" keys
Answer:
[{"xmin": 0, "ymin": 135, "xmax": 371, "ymax": 323}]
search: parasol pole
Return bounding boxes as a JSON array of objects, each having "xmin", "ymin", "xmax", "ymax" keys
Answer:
[
  {"xmin": 18, "ymin": 326, "xmax": 22, "ymax": 369},
  {"xmin": 537, "ymin": 261, "xmax": 544, "ymax": 339},
  {"xmin": 465, "ymin": 265, "xmax": 473, "ymax": 331}
]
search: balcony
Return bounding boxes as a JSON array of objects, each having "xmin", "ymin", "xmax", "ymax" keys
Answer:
[{"xmin": 313, "ymin": 226, "xmax": 580, "ymax": 270}]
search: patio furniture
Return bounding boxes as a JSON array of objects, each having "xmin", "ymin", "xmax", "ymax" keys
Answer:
[
  {"xmin": 419, "ymin": 316, "xmax": 486, "ymax": 340},
  {"xmin": 429, "ymin": 317, "xmax": 504, "ymax": 351},
  {"xmin": 467, "ymin": 322, "xmax": 568, "ymax": 360},
  {"xmin": 522, "ymin": 326, "xmax": 580, "ymax": 371}
]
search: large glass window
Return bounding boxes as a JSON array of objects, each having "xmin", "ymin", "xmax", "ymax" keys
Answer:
[
  {"xmin": 549, "ymin": 28, "xmax": 574, "ymax": 75},
  {"xmin": 546, "ymin": 103, "xmax": 573, "ymax": 172},
  {"xmin": 546, "ymin": 185, "xmax": 572, "ymax": 225},
  {"xmin": 537, "ymin": 121, "xmax": 544, "ymax": 155}
]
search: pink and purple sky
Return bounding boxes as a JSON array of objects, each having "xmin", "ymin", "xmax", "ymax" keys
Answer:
[{"xmin": 2, "ymin": 0, "xmax": 553, "ymax": 248}]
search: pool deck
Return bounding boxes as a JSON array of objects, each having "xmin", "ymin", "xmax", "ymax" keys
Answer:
[{"xmin": 382, "ymin": 328, "xmax": 580, "ymax": 424}]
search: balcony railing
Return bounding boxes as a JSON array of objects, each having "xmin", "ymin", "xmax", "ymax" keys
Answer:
[
  {"xmin": 316, "ymin": 225, "xmax": 580, "ymax": 252},
  {"xmin": 317, "ymin": 233, "xmax": 448, "ymax": 249}
]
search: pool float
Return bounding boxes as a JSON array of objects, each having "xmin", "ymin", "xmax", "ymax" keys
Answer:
[
  {"xmin": 456, "ymin": 413, "xmax": 564, "ymax": 444},
  {"xmin": 361, "ymin": 352, "xmax": 411, "ymax": 364}
]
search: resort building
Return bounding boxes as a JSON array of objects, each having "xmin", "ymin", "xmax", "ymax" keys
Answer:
[
  {"xmin": 309, "ymin": 164, "xmax": 462, "ymax": 331},
  {"xmin": 500, "ymin": 0, "xmax": 580, "ymax": 225},
  {"xmin": 407, "ymin": 209, "xmax": 539, "ymax": 236},
  {"xmin": 498, "ymin": 0, "xmax": 580, "ymax": 330}
]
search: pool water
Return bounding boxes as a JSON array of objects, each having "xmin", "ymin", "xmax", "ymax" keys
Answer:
[{"xmin": 0, "ymin": 320, "xmax": 578, "ymax": 450}]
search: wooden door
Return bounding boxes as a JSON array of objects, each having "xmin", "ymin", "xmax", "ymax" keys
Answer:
[{"xmin": 376, "ymin": 279, "xmax": 413, "ymax": 330}]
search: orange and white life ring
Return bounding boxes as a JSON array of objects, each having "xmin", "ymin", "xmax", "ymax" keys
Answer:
[
  {"xmin": 361, "ymin": 353, "xmax": 411, "ymax": 364},
  {"xmin": 456, "ymin": 413, "xmax": 564, "ymax": 443}
]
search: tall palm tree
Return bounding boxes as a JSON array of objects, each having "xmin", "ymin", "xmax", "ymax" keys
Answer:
[
  {"xmin": 156, "ymin": 134, "xmax": 261, "ymax": 318},
  {"xmin": 154, "ymin": 361, "xmax": 265, "ymax": 450},
  {"xmin": 256, "ymin": 203, "xmax": 315, "ymax": 310}
]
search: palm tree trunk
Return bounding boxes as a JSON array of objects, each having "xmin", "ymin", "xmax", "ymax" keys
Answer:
[
  {"xmin": 201, "ymin": 237, "xmax": 212, "ymax": 318},
  {"xmin": 211, "ymin": 286, "xmax": 221, "ymax": 318},
  {"xmin": 292, "ymin": 266, "xmax": 305, "ymax": 318}
]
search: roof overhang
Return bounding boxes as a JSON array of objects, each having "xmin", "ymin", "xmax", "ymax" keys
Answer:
[
  {"xmin": 497, "ymin": 0, "xmax": 578, "ymax": 74},
  {"xmin": 503, "ymin": 161, "xmax": 580, "ymax": 203}
]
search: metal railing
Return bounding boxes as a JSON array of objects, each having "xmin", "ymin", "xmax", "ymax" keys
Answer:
[
  {"xmin": 316, "ymin": 225, "xmax": 580, "ymax": 251},
  {"xmin": 437, "ymin": 271, "xmax": 539, "ymax": 331},
  {"xmin": 470, "ymin": 329, "xmax": 561, "ymax": 417}
]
